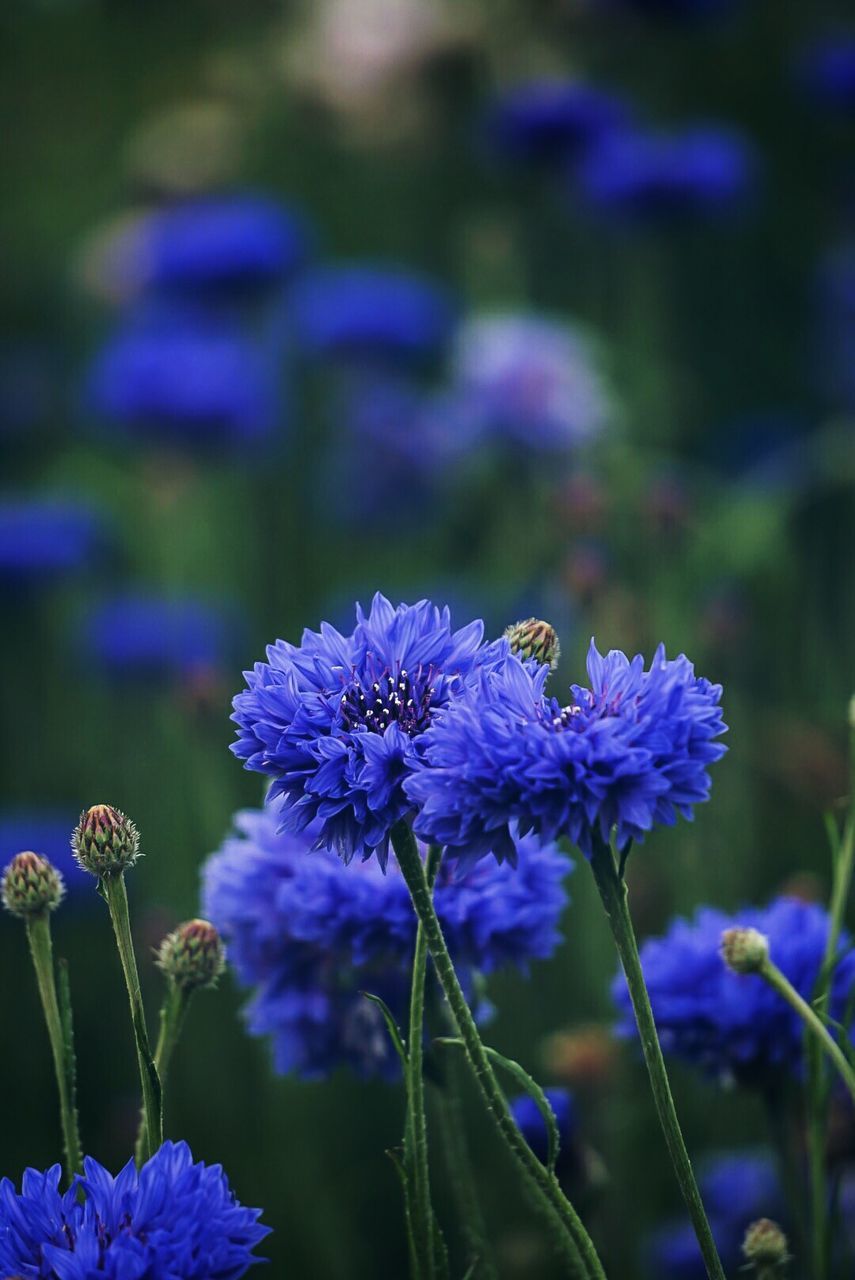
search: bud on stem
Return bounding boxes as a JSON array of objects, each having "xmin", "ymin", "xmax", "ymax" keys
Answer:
[
  {"xmin": 504, "ymin": 618, "xmax": 561, "ymax": 670},
  {"xmin": 73, "ymin": 804, "xmax": 139, "ymax": 877}
]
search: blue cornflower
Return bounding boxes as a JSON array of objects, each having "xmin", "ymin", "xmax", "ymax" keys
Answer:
[
  {"xmin": 612, "ymin": 897, "xmax": 855, "ymax": 1087},
  {"xmin": 482, "ymin": 79, "xmax": 628, "ymax": 165},
  {"xmin": 0, "ymin": 497, "xmax": 104, "ymax": 587},
  {"xmin": 576, "ymin": 125, "xmax": 754, "ymax": 221},
  {"xmin": 645, "ymin": 1151, "xmax": 782, "ymax": 1279},
  {"xmin": 450, "ymin": 312, "xmax": 611, "ymax": 452},
  {"xmin": 0, "ymin": 1140, "xmax": 268, "ymax": 1278},
  {"xmin": 83, "ymin": 593, "xmax": 233, "ymax": 681},
  {"xmin": 202, "ymin": 801, "xmax": 572, "ymax": 1079},
  {"xmin": 510, "ymin": 1088, "xmax": 577, "ymax": 1177},
  {"xmin": 86, "ymin": 310, "xmax": 278, "ymax": 449},
  {"xmin": 406, "ymin": 639, "xmax": 726, "ymax": 864},
  {"xmin": 290, "ymin": 265, "xmax": 455, "ymax": 363},
  {"xmin": 138, "ymin": 194, "xmax": 310, "ymax": 295},
  {"xmin": 0, "ymin": 810, "xmax": 89, "ymax": 902},
  {"xmin": 796, "ymin": 37, "xmax": 855, "ymax": 111},
  {"xmin": 231, "ymin": 593, "xmax": 508, "ymax": 866}
]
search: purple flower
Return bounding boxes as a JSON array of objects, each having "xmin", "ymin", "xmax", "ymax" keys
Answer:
[
  {"xmin": 202, "ymin": 801, "xmax": 572, "ymax": 1079},
  {"xmin": 0, "ymin": 1140, "xmax": 268, "ymax": 1278},
  {"xmin": 613, "ymin": 897, "xmax": 855, "ymax": 1086},
  {"xmin": 231, "ymin": 593, "xmax": 508, "ymax": 866},
  {"xmin": 576, "ymin": 125, "xmax": 755, "ymax": 221},
  {"xmin": 406, "ymin": 640, "xmax": 726, "ymax": 864}
]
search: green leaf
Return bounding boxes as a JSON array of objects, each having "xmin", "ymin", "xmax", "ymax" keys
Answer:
[
  {"xmin": 361, "ymin": 991, "xmax": 408, "ymax": 1068},
  {"xmin": 436, "ymin": 1038, "xmax": 560, "ymax": 1174}
]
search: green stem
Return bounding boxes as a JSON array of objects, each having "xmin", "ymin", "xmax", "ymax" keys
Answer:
[
  {"xmin": 405, "ymin": 844, "xmax": 442, "ymax": 1280},
  {"xmin": 102, "ymin": 873, "xmax": 162, "ymax": 1163},
  {"xmin": 25, "ymin": 914, "xmax": 83, "ymax": 1180},
  {"xmin": 433, "ymin": 1048, "xmax": 498, "ymax": 1280},
  {"xmin": 760, "ymin": 957, "xmax": 855, "ymax": 1108},
  {"xmin": 134, "ymin": 981, "xmax": 192, "ymax": 1166},
  {"xmin": 391, "ymin": 822, "xmax": 602, "ymax": 1280},
  {"xmin": 590, "ymin": 841, "xmax": 725, "ymax": 1280}
]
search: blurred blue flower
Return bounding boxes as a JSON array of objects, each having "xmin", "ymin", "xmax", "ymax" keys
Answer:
[
  {"xmin": 138, "ymin": 194, "xmax": 310, "ymax": 296},
  {"xmin": 796, "ymin": 36, "xmax": 855, "ymax": 111},
  {"xmin": 510, "ymin": 1087, "xmax": 577, "ymax": 1174},
  {"xmin": 231, "ymin": 593, "xmax": 508, "ymax": 867},
  {"xmin": 0, "ymin": 1140, "xmax": 268, "ymax": 1278},
  {"xmin": 0, "ymin": 810, "xmax": 89, "ymax": 901},
  {"xmin": 202, "ymin": 801, "xmax": 571, "ymax": 1079},
  {"xmin": 576, "ymin": 125, "xmax": 754, "ymax": 220},
  {"xmin": 0, "ymin": 497, "xmax": 104, "ymax": 587},
  {"xmin": 814, "ymin": 242, "xmax": 855, "ymax": 410},
  {"xmin": 290, "ymin": 265, "xmax": 455, "ymax": 362},
  {"xmin": 407, "ymin": 640, "xmax": 726, "ymax": 864},
  {"xmin": 482, "ymin": 79, "xmax": 628, "ymax": 165},
  {"xmin": 86, "ymin": 311, "xmax": 279, "ymax": 449},
  {"xmin": 612, "ymin": 897, "xmax": 855, "ymax": 1087},
  {"xmin": 645, "ymin": 1151, "xmax": 782, "ymax": 1279},
  {"xmin": 83, "ymin": 593, "xmax": 234, "ymax": 681},
  {"xmin": 451, "ymin": 312, "xmax": 611, "ymax": 451}
]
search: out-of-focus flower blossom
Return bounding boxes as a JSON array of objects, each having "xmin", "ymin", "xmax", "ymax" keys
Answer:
[
  {"xmin": 576, "ymin": 125, "xmax": 755, "ymax": 221},
  {"xmin": 0, "ymin": 810, "xmax": 89, "ymax": 901},
  {"xmin": 85, "ymin": 310, "xmax": 279, "ymax": 449},
  {"xmin": 613, "ymin": 897, "xmax": 855, "ymax": 1087},
  {"xmin": 82, "ymin": 593, "xmax": 234, "ymax": 682},
  {"xmin": 203, "ymin": 801, "xmax": 572, "ymax": 1078},
  {"xmin": 544, "ymin": 1026, "xmax": 618, "ymax": 1089},
  {"xmin": 407, "ymin": 639, "xmax": 726, "ymax": 864},
  {"xmin": 124, "ymin": 100, "xmax": 245, "ymax": 197},
  {"xmin": 0, "ymin": 1141, "xmax": 269, "ymax": 1278},
  {"xmin": 450, "ymin": 313, "xmax": 611, "ymax": 452},
  {"xmin": 231, "ymin": 593, "xmax": 509, "ymax": 867},
  {"xmin": 645, "ymin": 1152, "xmax": 782, "ymax": 1279},
  {"xmin": 481, "ymin": 79, "xmax": 628, "ymax": 165},
  {"xmin": 795, "ymin": 36, "xmax": 855, "ymax": 111},
  {"xmin": 290, "ymin": 265, "xmax": 455, "ymax": 363},
  {"xmin": 510, "ymin": 1088, "xmax": 578, "ymax": 1176},
  {"xmin": 136, "ymin": 195, "xmax": 310, "ymax": 297},
  {"xmin": 0, "ymin": 498, "xmax": 104, "ymax": 587}
]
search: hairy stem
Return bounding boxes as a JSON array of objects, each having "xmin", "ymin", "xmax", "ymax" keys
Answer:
[
  {"xmin": 134, "ymin": 981, "xmax": 192, "ymax": 1166},
  {"xmin": 25, "ymin": 914, "xmax": 83, "ymax": 1180},
  {"xmin": 102, "ymin": 873, "xmax": 162, "ymax": 1163},
  {"xmin": 433, "ymin": 1048, "xmax": 498, "ymax": 1280},
  {"xmin": 590, "ymin": 840, "xmax": 725, "ymax": 1280},
  {"xmin": 760, "ymin": 958, "xmax": 855, "ymax": 1108},
  {"xmin": 391, "ymin": 822, "xmax": 603, "ymax": 1280}
]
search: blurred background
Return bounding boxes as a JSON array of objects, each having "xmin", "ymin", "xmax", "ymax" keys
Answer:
[{"xmin": 1, "ymin": 0, "xmax": 854, "ymax": 1275}]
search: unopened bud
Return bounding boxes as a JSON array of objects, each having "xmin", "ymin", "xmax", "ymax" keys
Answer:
[
  {"xmin": 721, "ymin": 926, "xmax": 769, "ymax": 975},
  {"xmin": 1, "ymin": 852, "xmax": 64, "ymax": 918},
  {"xmin": 742, "ymin": 1218, "xmax": 789, "ymax": 1270},
  {"xmin": 156, "ymin": 918, "xmax": 225, "ymax": 991},
  {"xmin": 72, "ymin": 804, "xmax": 140, "ymax": 877},
  {"xmin": 504, "ymin": 618, "xmax": 561, "ymax": 670}
]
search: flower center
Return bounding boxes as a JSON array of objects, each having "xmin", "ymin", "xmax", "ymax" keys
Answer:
[{"xmin": 339, "ymin": 666, "xmax": 436, "ymax": 737}]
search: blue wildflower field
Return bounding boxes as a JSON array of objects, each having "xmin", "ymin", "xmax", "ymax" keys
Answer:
[{"xmin": 1, "ymin": 3, "xmax": 854, "ymax": 1278}]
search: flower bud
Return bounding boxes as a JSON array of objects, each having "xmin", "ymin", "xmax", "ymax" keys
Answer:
[
  {"xmin": 72, "ymin": 804, "xmax": 140, "ymax": 877},
  {"xmin": 721, "ymin": 926, "xmax": 770, "ymax": 974},
  {"xmin": 1, "ymin": 852, "xmax": 64, "ymax": 917},
  {"xmin": 504, "ymin": 618, "xmax": 561, "ymax": 670},
  {"xmin": 742, "ymin": 1218, "xmax": 789, "ymax": 1270},
  {"xmin": 156, "ymin": 918, "xmax": 225, "ymax": 991}
]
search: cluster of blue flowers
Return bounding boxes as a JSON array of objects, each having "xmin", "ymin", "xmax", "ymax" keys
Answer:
[
  {"xmin": 0, "ymin": 1141, "xmax": 268, "ymax": 1278},
  {"xmin": 612, "ymin": 896, "xmax": 855, "ymax": 1086},
  {"xmin": 203, "ymin": 800, "xmax": 572, "ymax": 1079}
]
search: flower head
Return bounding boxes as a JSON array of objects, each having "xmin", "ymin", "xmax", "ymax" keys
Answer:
[
  {"xmin": 72, "ymin": 804, "xmax": 140, "ymax": 878},
  {"xmin": 646, "ymin": 1151, "xmax": 782, "ymax": 1279},
  {"xmin": 231, "ymin": 593, "xmax": 509, "ymax": 866},
  {"xmin": 291, "ymin": 265, "xmax": 455, "ymax": 363},
  {"xmin": 406, "ymin": 638, "xmax": 726, "ymax": 864},
  {"xmin": 83, "ymin": 593, "xmax": 234, "ymax": 682},
  {"xmin": 157, "ymin": 919, "xmax": 226, "ymax": 991},
  {"xmin": 0, "ymin": 498, "xmax": 104, "ymax": 587},
  {"xmin": 202, "ymin": 801, "xmax": 571, "ymax": 1079},
  {"xmin": 0, "ymin": 810, "xmax": 90, "ymax": 901},
  {"xmin": 0, "ymin": 1140, "xmax": 268, "ymax": 1278},
  {"xmin": 86, "ymin": 310, "xmax": 277, "ymax": 449},
  {"xmin": 613, "ymin": 897, "xmax": 855, "ymax": 1087},
  {"xmin": 576, "ymin": 124, "xmax": 754, "ymax": 221},
  {"xmin": 138, "ymin": 194, "xmax": 310, "ymax": 296},
  {"xmin": 1, "ymin": 851, "xmax": 64, "ymax": 917},
  {"xmin": 482, "ymin": 79, "xmax": 628, "ymax": 165}
]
